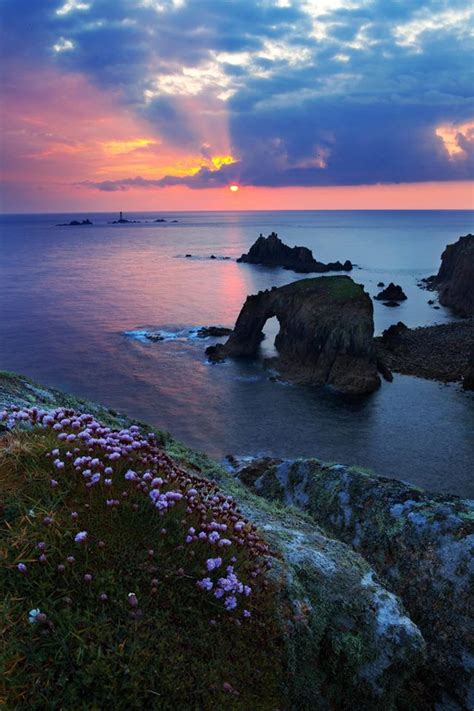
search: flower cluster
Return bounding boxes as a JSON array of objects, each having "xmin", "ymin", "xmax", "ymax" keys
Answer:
[{"xmin": 4, "ymin": 405, "xmax": 272, "ymax": 617}]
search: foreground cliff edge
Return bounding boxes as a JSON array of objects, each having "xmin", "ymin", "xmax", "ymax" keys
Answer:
[{"xmin": 1, "ymin": 371, "xmax": 472, "ymax": 709}]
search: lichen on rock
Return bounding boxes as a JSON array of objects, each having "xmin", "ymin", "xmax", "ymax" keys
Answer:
[{"xmin": 238, "ymin": 456, "xmax": 474, "ymax": 708}]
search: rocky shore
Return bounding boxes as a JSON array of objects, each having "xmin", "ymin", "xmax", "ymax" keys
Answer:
[{"xmin": 376, "ymin": 319, "xmax": 474, "ymax": 387}]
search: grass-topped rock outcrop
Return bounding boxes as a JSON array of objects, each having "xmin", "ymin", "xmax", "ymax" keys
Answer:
[
  {"xmin": 0, "ymin": 372, "xmax": 425, "ymax": 709},
  {"xmin": 206, "ymin": 276, "xmax": 381, "ymax": 394}
]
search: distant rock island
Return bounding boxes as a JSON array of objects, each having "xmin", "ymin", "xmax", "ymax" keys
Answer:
[
  {"xmin": 109, "ymin": 211, "xmax": 140, "ymax": 224},
  {"xmin": 207, "ymin": 275, "xmax": 382, "ymax": 394},
  {"xmin": 424, "ymin": 234, "xmax": 474, "ymax": 316},
  {"xmin": 237, "ymin": 232, "xmax": 353, "ymax": 273},
  {"xmin": 56, "ymin": 219, "xmax": 93, "ymax": 226}
]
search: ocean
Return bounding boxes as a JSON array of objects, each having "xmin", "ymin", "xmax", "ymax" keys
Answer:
[{"xmin": 0, "ymin": 210, "xmax": 473, "ymax": 496}]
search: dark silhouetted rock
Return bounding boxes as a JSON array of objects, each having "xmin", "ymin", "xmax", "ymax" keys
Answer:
[
  {"xmin": 206, "ymin": 276, "xmax": 381, "ymax": 394},
  {"xmin": 197, "ymin": 326, "xmax": 233, "ymax": 339},
  {"xmin": 237, "ymin": 232, "xmax": 352, "ymax": 273},
  {"xmin": 154, "ymin": 218, "xmax": 167, "ymax": 222},
  {"xmin": 382, "ymin": 301, "xmax": 400, "ymax": 307},
  {"xmin": 185, "ymin": 254, "xmax": 192, "ymax": 258},
  {"xmin": 375, "ymin": 283, "xmax": 407, "ymax": 302},
  {"xmin": 56, "ymin": 219, "xmax": 93, "ymax": 226},
  {"xmin": 377, "ymin": 281, "xmax": 385, "ymax": 287},
  {"xmin": 381, "ymin": 322, "xmax": 408, "ymax": 342},
  {"xmin": 426, "ymin": 234, "xmax": 474, "ymax": 316},
  {"xmin": 210, "ymin": 255, "xmax": 216, "ymax": 260}
]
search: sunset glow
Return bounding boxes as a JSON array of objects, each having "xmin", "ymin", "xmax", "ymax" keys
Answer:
[{"xmin": 0, "ymin": 0, "xmax": 473, "ymax": 211}]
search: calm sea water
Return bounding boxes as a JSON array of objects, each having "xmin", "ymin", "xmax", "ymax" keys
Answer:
[{"xmin": 0, "ymin": 210, "xmax": 473, "ymax": 496}]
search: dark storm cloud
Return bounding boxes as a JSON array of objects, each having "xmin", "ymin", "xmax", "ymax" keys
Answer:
[{"xmin": 2, "ymin": 0, "xmax": 473, "ymax": 187}]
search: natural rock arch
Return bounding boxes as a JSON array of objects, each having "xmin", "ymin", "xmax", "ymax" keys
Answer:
[{"xmin": 207, "ymin": 276, "xmax": 381, "ymax": 394}]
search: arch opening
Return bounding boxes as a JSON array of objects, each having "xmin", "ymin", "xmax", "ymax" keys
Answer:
[{"xmin": 259, "ymin": 315, "xmax": 281, "ymax": 359}]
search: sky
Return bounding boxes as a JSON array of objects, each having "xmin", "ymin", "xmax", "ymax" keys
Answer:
[{"xmin": 0, "ymin": 0, "xmax": 473, "ymax": 212}]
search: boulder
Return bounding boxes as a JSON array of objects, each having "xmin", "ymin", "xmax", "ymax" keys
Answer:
[
  {"xmin": 426, "ymin": 234, "xmax": 474, "ymax": 316},
  {"xmin": 375, "ymin": 283, "xmax": 407, "ymax": 302},
  {"xmin": 206, "ymin": 276, "xmax": 382, "ymax": 394},
  {"xmin": 381, "ymin": 322, "xmax": 408, "ymax": 342},
  {"xmin": 196, "ymin": 326, "xmax": 233, "ymax": 338},
  {"xmin": 238, "ymin": 458, "xmax": 474, "ymax": 709},
  {"xmin": 237, "ymin": 232, "xmax": 353, "ymax": 273}
]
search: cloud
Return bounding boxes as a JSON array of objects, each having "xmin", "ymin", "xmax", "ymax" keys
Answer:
[{"xmin": 1, "ymin": 0, "xmax": 473, "ymax": 191}]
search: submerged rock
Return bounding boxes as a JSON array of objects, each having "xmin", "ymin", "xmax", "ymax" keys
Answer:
[
  {"xmin": 237, "ymin": 232, "xmax": 352, "ymax": 273},
  {"xmin": 426, "ymin": 234, "xmax": 474, "ymax": 316},
  {"xmin": 196, "ymin": 326, "xmax": 233, "ymax": 338},
  {"xmin": 375, "ymin": 283, "xmax": 407, "ymax": 302},
  {"xmin": 238, "ymin": 457, "xmax": 474, "ymax": 709},
  {"xmin": 206, "ymin": 276, "xmax": 382, "ymax": 394}
]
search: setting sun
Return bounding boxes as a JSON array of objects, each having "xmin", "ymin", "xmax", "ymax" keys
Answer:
[{"xmin": 229, "ymin": 184, "xmax": 239, "ymax": 192}]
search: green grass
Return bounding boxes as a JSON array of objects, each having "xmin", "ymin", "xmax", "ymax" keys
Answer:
[
  {"xmin": 0, "ymin": 428, "xmax": 283, "ymax": 710},
  {"xmin": 280, "ymin": 276, "xmax": 364, "ymax": 301}
]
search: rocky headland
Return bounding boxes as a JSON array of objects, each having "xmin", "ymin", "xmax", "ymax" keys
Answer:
[
  {"xmin": 237, "ymin": 232, "xmax": 353, "ymax": 273},
  {"xmin": 206, "ymin": 276, "xmax": 382, "ymax": 395},
  {"xmin": 424, "ymin": 234, "xmax": 474, "ymax": 316}
]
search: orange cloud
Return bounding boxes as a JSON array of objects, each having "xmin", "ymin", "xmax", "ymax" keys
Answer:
[{"xmin": 435, "ymin": 120, "xmax": 474, "ymax": 157}]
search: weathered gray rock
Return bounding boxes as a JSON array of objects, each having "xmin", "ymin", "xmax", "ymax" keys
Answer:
[
  {"xmin": 238, "ymin": 457, "xmax": 474, "ymax": 709},
  {"xmin": 237, "ymin": 232, "xmax": 352, "ymax": 273},
  {"xmin": 0, "ymin": 371, "xmax": 426, "ymax": 709},
  {"xmin": 206, "ymin": 276, "xmax": 382, "ymax": 395},
  {"xmin": 426, "ymin": 234, "xmax": 474, "ymax": 316}
]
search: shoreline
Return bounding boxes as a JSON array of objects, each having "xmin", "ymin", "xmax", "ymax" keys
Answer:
[{"xmin": 375, "ymin": 318, "xmax": 474, "ymax": 385}]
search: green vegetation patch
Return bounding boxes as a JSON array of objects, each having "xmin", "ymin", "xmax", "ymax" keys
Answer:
[{"xmin": 0, "ymin": 410, "xmax": 283, "ymax": 710}]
